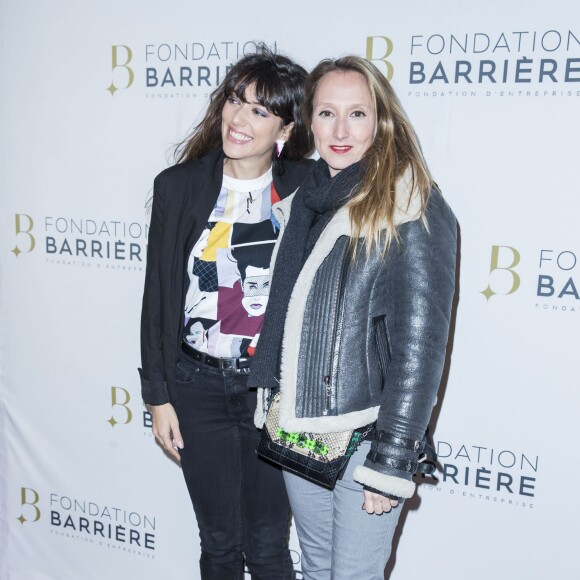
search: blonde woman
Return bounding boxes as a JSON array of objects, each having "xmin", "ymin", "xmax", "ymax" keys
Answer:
[{"xmin": 250, "ymin": 56, "xmax": 457, "ymax": 579}]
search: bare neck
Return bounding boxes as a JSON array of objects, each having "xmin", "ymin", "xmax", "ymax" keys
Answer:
[{"xmin": 223, "ymin": 156, "xmax": 272, "ymax": 180}]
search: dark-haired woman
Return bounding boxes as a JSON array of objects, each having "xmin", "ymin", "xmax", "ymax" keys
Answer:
[{"xmin": 139, "ymin": 48, "xmax": 313, "ymax": 580}]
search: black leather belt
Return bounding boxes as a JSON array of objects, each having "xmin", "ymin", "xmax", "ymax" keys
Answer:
[{"xmin": 181, "ymin": 343, "xmax": 251, "ymax": 370}]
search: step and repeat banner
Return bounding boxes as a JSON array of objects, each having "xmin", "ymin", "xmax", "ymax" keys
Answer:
[{"xmin": 1, "ymin": 1, "xmax": 578, "ymax": 578}]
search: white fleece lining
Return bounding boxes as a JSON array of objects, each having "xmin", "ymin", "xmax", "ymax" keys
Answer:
[
  {"xmin": 393, "ymin": 168, "xmax": 422, "ymax": 225},
  {"xmin": 283, "ymin": 406, "xmax": 381, "ymax": 434},
  {"xmin": 353, "ymin": 465, "xmax": 416, "ymax": 499}
]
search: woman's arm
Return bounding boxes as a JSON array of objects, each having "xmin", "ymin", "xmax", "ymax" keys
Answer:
[
  {"xmin": 139, "ymin": 174, "xmax": 171, "ymax": 405},
  {"xmin": 354, "ymin": 191, "xmax": 457, "ymax": 499},
  {"xmin": 139, "ymin": 174, "xmax": 184, "ymax": 459}
]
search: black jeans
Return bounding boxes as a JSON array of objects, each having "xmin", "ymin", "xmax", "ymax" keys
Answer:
[{"xmin": 173, "ymin": 353, "xmax": 293, "ymax": 580}]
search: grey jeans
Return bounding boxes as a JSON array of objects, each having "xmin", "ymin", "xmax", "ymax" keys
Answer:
[{"xmin": 283, "ymin": 441, "xmax": 402, "ymax": 580}]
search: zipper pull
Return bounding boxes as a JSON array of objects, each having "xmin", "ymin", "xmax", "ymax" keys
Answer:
[{"xmin": 323, "ymin": 375, "xmax": 332, "ymax": 415}]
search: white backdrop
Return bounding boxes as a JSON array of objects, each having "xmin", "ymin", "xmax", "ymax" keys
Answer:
[{"xmin": 1, "ymin": 1, "xmax": 579, "ymax": 578}]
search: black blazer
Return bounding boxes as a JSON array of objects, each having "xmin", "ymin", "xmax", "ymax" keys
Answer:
[{"xmin": 139, "ymin": 148, "xmax": 313, "ymax": 405}]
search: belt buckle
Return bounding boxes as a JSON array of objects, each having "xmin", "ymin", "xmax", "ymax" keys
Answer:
[{"xmin": 220, "ymin": 358, "xmax": 235, "ymax": 370}]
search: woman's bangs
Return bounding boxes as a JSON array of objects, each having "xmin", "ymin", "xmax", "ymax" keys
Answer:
[{"xmin": 225, "ymin": 70, "xmax": 285, "ymax": 118}]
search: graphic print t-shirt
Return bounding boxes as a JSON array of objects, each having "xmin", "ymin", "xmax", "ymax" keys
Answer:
[{"xmin": 182, "ymin": 168, "xmax": 281, "ymax": 358}]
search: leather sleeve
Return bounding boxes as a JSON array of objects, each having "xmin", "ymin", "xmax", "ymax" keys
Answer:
[
  {"xmin": 354, "ymin": 191, "xmax": 457, "ymax": 498},
  {"xmin": 139, "ymin": 174, "xmax": 170, "ymax": 405}
]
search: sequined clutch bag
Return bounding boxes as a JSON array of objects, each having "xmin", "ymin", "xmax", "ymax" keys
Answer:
[{"xmin": 256, "ymin": 392, "xmax": 373, "ymax": 490}]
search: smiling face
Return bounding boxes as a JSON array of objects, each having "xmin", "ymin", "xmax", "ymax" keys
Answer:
[
  {"xmin": 221, "ymin": 83, "xmax": 293, "ymax": 178},
  {"xmin": 311, "ymin": 70, "xmax": 377, "ymax": 177}
]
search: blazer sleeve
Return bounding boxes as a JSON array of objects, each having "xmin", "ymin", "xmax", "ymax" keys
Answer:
[
  {"xmin": 138, "ymin": 174, "xmax": 171, "ymax": 405},
  {"xmin": 353, "ymin": 192, "xmax": 457, "ymax": 499}
]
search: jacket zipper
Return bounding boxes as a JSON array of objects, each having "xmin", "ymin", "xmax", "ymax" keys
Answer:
[
  {"xmin": 375, "ymin": 316, "xmax": 392, "ymax": 385},
  {"xmin": 323, "ymin": 375, "xmax": 332, "ymax": 415},
  {"xmin": 322, "ymin": 240, "xmax": 350, "ymax": 415}
]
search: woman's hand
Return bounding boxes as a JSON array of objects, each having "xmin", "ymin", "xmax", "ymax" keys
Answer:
[
  {"xmin": 149, "ymin": 403, "xmax": 184, "ymax": 461},
  {"xmin": 362, "ymin": 490, "xmax": 399, "ymax": 515}
]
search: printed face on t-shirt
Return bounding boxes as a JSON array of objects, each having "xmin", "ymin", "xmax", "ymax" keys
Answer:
[
  {"xmin": 186, "ymin": 321, "xmax": 207, "ymax": 351},
  {"xmin": 241, "ymin": 266, "xmax": 269, "ymax": 317},
  {"xmin": 183, "ymin": 171, "xmax": 280, "ymax": 358}
]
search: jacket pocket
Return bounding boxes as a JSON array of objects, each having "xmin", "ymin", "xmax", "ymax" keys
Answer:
[{"xmin": 374, "ymin": 316, "xmax": 391, "ymax": 390}]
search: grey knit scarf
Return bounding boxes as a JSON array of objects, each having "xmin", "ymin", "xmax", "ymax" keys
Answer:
[{"xmin": 248, "ymin": 158, "xmax": 362, "ymax": 389}]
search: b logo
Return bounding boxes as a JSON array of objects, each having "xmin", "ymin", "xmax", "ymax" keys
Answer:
[
  {"xmin": 108, "ymin": 386, "xmax": 133, "ymax": 427},
  {"xmin": 481, "ymin": 245, "xmax": 521, "ymax": 301},
  {"xmin": 366, "ymin": 36, "xmax": 394, "ymax": 80},
  {"xmin": 18, "ymin": 487, "xmax": 41, "ymax": 524},
  {"xmin": 12, "ymin": 214, "xmax": 35, "ymax": 257},
  {"xmin": 107, "ymin": 45, "xmax": 134, "ymax": 96}
]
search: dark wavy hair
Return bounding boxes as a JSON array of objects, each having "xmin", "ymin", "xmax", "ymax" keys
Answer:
[{"xmin": 175, "ymin": 45, "xmax": 313, "ymax": 170}]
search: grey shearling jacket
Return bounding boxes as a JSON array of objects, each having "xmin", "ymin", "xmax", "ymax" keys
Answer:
[{"xmin": 259, "ymin": 175, "xmax": 457, "ymax": 499}]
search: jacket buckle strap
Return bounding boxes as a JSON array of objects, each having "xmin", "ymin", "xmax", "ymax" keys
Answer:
[
  {"xmin": 373, "ymin": 430, "xmax": 426, "ymax": 453},
  {"xmin": 365, "ymin": 450, "xmax": 418, "ymax": 474}
]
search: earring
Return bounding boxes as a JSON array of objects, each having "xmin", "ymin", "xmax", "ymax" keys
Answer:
[{"xmin": 276, "ymin": 139, "xmax": 285, "ymax": 158}]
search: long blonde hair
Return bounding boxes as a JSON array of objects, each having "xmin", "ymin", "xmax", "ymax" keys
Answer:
[{"xmin": 304, "ymin": 56, "xmax": 433, "ymax": 256}]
